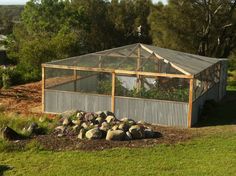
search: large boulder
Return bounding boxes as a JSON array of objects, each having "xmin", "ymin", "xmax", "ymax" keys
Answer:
[
  {"xmin": 76, "ymin": 111, "xmax": 85, "ymax": 120},
  {"xmin": 62, "ymin": 117, "xmax": 72, "ymax": 126},
  {"xmin": 118, "ymin": 123, "xmax": 129, "ymax": 132},
  {"xmin": 106, "ymin": 116, "xmax": 116, "ymax": 123},
  {"xmin": 100, "ymin": 122, "xmax": 110, "ymax": 132},
  {"xmin": 23, "ymin": 122, "xmax": 41, "ymax": 135},
  {"xmin": 106, "ymin": 130, "xmax": 125, "ymax": 141},
  {"xmin": 129, "ymin": 125, "xmax": 145, "ymax": 139},
  {"xmin": 95, "ymin": 111, "xmax": 107, "ymax": 119},
  {"xmin": 2, "ymin": 126, "xmax": 21, "ymax": 140},
  {"xmin": 95, "ymin": 117, "xmax": 104, "ymax": 125},
  {"xmin": 84, "ymin": 113, "xmax": 97, "ymax": 123},
  {"xmin": 125, "ymin": 131, "xmax": 132, "ymax": 140},
  {"xmin": 144, "ymin": 128, "xmax": 154, "ymax": 138},
  {"xmin": 54, "ymin": 126, "xmax": 66, "ymax": 133},
  {"xmin": 85, "ymin": 128, "xmax": 102, "ymax": 140},
  {"xmin": 78, "ymin": 128, "xmax": 86, "ymax": 140}
]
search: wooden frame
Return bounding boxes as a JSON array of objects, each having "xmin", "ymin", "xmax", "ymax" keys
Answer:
[
  {"xmin": 42, "ymin": 64, "xmax": 193, "ymax": 79},
  {"xmin": 187, "ymin": 78, "xmax": 194, "ymax": 128},
  {"xmin": 111, "ymin": 72, "xmax": 116, "ymax": 113},
  {"xmin": 42, "ymin": 66, "xmax": 45, "ymax": 112}
]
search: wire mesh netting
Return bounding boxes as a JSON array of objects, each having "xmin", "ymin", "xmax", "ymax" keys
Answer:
[
  {"xmin": 114, "ymin": 75, "xmax": 189, "ymax": 102},
  {"xmin": 45, "ymin": 67, "xmax": 74, "ymax": 90},
  {"xmin": 193, "ymin": 63, "xmax": 221, "ymax": 101}
]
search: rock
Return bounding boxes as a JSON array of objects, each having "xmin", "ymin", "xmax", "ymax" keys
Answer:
[
  {"xmin": 129, "ymin": 125, "xmax": 145, "ymax": 139},
  {"xmin": 104, "ymin": 111, "xmax": 115, "ymax": 117},
  {"xmin": 84, "ymin": 113, "xmax": 96, "ymax": 123},
  {"xmin": 61, "ymin": 110, "xmax": 78, "ymax": 119},
  {"xmin": 137, "ymin": 120, "xmax": 147, "ymax": 125},
  {"xmin": 77, "ymin": 111, "xmax": 85, "ymax": 120},
  {"xmin": 112, "ymin": 125, "xmax": 119, "ymax": 131},
  {"xmin": 62, "ymin": 118, "xmax": 72, "ymax": 126},
  {"xmin": 118, "ymin": 123, "xmax": 129, "ymax": 131},
  {"xmin": 57, "ymin": 133, "xmax": 65, "ymax": 137},
  {"xmin": 95, "ymin": 111, "xmax": 107, "ymax": 119},
  {"xmin": 78, "ymin": 128, "xmax": 86, "ymax": 139},
  {"xmin": 95, "ymin": 117, "xmax": 104, "ymax": 125},
  {"xmin": 72, "ymin": 125, "xmax": 81, "ymax": 132},
  {"xmin": 72, "ymin": 119, "xmax": 82, "ymax": 126},
  {"xmin": 55, "ymin": 126, "xmax": 66, "ymax": 133},
  {"xmin": 100, "ymin": 122, "xmax": 110, "ymax": 132},
  {"xmin": 2, "ymin": 126, "xmax": 21, "ymax": 140},
  {"xmin": 125, "ymin": 131, "xmax": 132, "ymax": 140},
  {"xmin": 81, "ymin": 122, "xmax": 89, "ymax": 130},
  {"xmin": 144, "ymin": 128, "xmax": 154, "ymax": 138},
  {"xmin": 120, "ymin": 117, "xmax": 129, "ymax": 122},
  {"xmin": 85, "ymin": 128, "xmax": 102, "ymax": 140},
  {"xmin": 106, "ymin": 116, "xmax": 116, "ymax": 123},
  {"xmin": 106, "ymin": 130, "xmax": 125, "ymax": 141}
]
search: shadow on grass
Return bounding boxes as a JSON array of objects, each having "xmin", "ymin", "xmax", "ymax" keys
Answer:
[
  {"xmin": 0, "ymin": 165, "xmax": 13, "ymax": 176},
  {"xmin": 195, "ymin": 90, "xmax": 236, "ymax": 127}
]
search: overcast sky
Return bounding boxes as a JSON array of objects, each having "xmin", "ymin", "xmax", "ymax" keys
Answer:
[{"xmin": 0, "ymin": 0, "xmax": 167, "ymax": 5}]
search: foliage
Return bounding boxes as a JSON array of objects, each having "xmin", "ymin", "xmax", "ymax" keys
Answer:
[
  {"xmin": 148, "ymin": 0, "xmax": 236, "ymax": 58},
  {"xmin": 0, "ymin": 5, "xmax": 24, "ymax": 35},
  {"xmin": 7, "ymin": 0, "xmax": 89, "ymax": 76},
  {"xmin": 97, "ymin": 76, "xmax": 189, "ymax": 102}
]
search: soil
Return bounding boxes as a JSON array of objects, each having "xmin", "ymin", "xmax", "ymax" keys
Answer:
[
  {"xmin": 25, "ymin": 125, "xmax": 196, "ymax": 151},
  {"xmin": 0, "ymin": 82, "xmax": 42, "ymax": 115},
  {"xmin": 0, "ymin": 82, "xmax": 198, "ymax": 151}
]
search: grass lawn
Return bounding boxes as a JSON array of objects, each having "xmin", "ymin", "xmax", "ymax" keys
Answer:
[
  {"xmin": 0, "ymin": 130, "xmax": 235, "ymax": 176},
  {"xmin": 0, "ymin": 89, "xmax": 236, "ymax": 176}
]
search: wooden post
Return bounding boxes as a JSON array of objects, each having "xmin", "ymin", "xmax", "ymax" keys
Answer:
[
  {"xmin": 42, "ymin": 66, "xmax": 45, "ymax": 112},
  {"xmin": 111, "ymin": 72, "xmax": 116, "ymax": 113},
  {"xmin": 188, "ymin": 78, "xmax": 194, "ymax": 128},
  {"xmin": 137, "ymin": 46, "xmax": 141, "ymax": 92},
  {"xmin": 74, "ymin": 69, "xmax": 77, "ymax": 91}
]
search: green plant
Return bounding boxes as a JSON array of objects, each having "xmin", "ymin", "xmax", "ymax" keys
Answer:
[{"xmin": 25, "ymin": 139, "xmax": 44, "ymax": 151}]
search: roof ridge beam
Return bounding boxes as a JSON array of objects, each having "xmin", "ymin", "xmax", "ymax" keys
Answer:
[{"xmin": 140, "ymin": 44, "xmax": 192, "ymax": 76}]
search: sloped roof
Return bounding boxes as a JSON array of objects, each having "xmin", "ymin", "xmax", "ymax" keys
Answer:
[
  {"xmin": 46, "ymin": 43, "xmax": 220, "ymax": 76},
  {"xmin": 96, "ymin": 43, "xmax": 220, "ymax": 75}
]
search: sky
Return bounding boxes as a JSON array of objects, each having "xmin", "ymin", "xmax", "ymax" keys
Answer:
[{"xmin": 0, "ymin": 0, "xmax": 168, "ymax": 5}]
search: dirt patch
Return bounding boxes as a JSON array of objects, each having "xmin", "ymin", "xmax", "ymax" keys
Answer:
[
  {"xmin": 28, "ymin": 126, "xmax": 196, "ymax": 151},
  {"xmin": 0, "ymin": 82, "xmax": 42, "ymax": 115}
]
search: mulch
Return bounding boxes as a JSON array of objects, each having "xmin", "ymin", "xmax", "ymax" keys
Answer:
[{"xmin": 30, "ymin": 125, "xmax": 196, "ymax": 151}]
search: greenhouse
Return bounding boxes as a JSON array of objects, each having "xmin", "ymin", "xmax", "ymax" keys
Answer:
[{"xmin": 42, "ymin": 43, "xmax": 227, "ymax": 127}]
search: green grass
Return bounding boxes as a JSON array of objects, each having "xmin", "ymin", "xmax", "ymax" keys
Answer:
[{"xmin": 0, "ymin": 131, "xmax": 235, "ymax": 176}]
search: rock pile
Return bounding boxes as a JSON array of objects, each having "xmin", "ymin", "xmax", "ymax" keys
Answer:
[{"xmin": 55, "ymin": 110, "xmax": 155, "ymax": 141}]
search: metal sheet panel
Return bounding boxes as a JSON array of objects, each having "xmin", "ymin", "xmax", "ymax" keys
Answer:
[
  {"xmin": 115, "ymin": 97, "xmax": 189, "ymax": 127},
  {"xmin": 192, "ymin": 84, "xmax": 219, "ymax": 125},
  {"xmin": 45, "ymin": 90, "xmax": 111, "ymax": 113}
]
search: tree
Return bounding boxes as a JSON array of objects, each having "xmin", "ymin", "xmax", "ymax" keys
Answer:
[
  {"xmin": 108, "ymin": 0, "xmax": 152, "ymax": 45},
  {"xmin": 149, "ymin": 0, "xmax": 236, "ymax": 58},
  {"xmin": 7, "ymin": 0, "xmax": 88, "ymax": 77}
]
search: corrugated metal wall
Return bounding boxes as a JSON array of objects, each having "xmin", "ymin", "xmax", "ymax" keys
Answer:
[
  {"xmin": 45, "ymin": 90, "xmax": 111, "ymax": 113},
  {"xmin": 191, "ymin": 83, "xmax": 219, "ymax": 125},
  {"xmin": 115, "ymin": 97, "xmax": 189, "ymax": 127}
]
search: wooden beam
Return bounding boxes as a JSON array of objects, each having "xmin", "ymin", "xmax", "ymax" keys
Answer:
[
  {"xmin": 111, "ymin": 72, "xmax": 116, "ymax": 113},
  {"xmin": 187, "ymin": 78, "xmax": 194, "ymax": 128},
  {"xmin": 42, "ymin": 63, "xmax": 193, "ymax": 79},
  {"xmin": 42, "ymin": 66, "xmax": 45, "ymax": 113},
  {"xmin": 140, "ymin": 44, "xmax": 192, "ymax": 75},
  {"xmin": 74, "ymin": 69, "xmax": 77, "ymax": 92}
]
